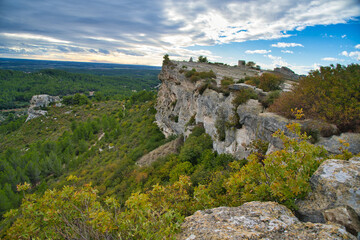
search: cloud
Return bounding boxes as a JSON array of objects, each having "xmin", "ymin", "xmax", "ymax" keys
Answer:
[
  {"xmin": 341, "ymin": 50, "xmax": 360, "ymax": 60},
  {"xmin": 341, "ymin": 34, "xmax": 346, "ymax": 38},
  {"xmin": 341, "ymin": 51, "xmax": 348, "ymax": 56},
  {"xmin": 349, "ymin": 51, "xmax": 360, "ymax": 60},
  {"xmin": 355, "ymin": 44, "xmax": 360, "ymax": 49},
  {"xmin": 281, "ymin": 50, "xmax": 293, "ymax": 54},
  {"xmin": 322, "ymin": 57, "xmax": 341, "ymax": 61},
  {"xmin": 271, "ymin": 42, "xmax": 304, "ymax": 48},
  {"xmin": 98, "ymin": 49, "xmax": 110, "ymax": 55},
  {"xmin": 0, "ymin": 0, "xmax": 359, "ymax": 65},
  {"xmin": 245, "ymin": 49, "xmax": 271, "ymax": 54},
  {"xmin": 117, "ymin": 49, "xmax": 145, "ymax": 56}
]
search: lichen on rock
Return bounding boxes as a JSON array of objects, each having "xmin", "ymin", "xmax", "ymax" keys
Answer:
[{"xmin": 178, "ymin": 201, "xmax": 355, "ymax": 239}]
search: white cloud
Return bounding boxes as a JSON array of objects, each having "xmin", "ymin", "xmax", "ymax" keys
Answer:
[
  {"xmin": 355, "ymin": 44, "xmax": 360, "ymax": 49},
  {"xmin": 1, "ymin": 33, "xmax": 70, "ymax": 44},
  {"xmin": 349, "ymin": 51, "xmax": 360, "ymax": 60},
  {"xmin": 271, "ymin": 42, "xmax": 304, "ymax": 48},
  {"xmin": 245, "ymin": 49, "xmax": 271, "ymax": 54},
  {"xmin": 266, "ymin": 54, "xmax": 289, "ymax": 67},
  {"xmin": 341, "ymin": 35, "xmax": 347, "ymax": 38},
  {"xmin": 0, "ymin": 0, "xmax": 359, "ymax": 65},
  {"xmin": 281, "ymin": 50, "xmax": 293, "ymax": 54},
  {"xmin": 322, "ymin": 57, "xmax": 340, "ymax": 61},
  {"xmin": 341, "ymin": 50, "xmax": 360, "ymax": 61}
]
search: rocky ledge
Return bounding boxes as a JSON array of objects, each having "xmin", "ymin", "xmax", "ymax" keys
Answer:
[
  {"xmin": 155, "ymin": 61, "xmax": 360, "ymax": 158},
  {"xmin": 178, "ymin": 157, "xmax": 360, "ymax": 239},
  {"xmin": 178, "ymin": 201, "xmax": 356, "ymax": 240}
]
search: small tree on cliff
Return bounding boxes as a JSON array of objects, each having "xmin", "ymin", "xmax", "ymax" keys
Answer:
[
  {"xmin": 163, "ymin": 54, "xmax": 170, "ymax": 65},
  {"xmin": 198, "ymin": 56, "xmax": 208, "ymax": 63}
]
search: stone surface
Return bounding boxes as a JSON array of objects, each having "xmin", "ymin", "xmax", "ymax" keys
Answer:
[
  {"xmin": 178, "ymin": 201, "xmax": 355, "ymax": 240},
  {"xmin": 155, "ymin": 60, "xmax": 360, "ymax": 160},
  {"xmin": 316, "ymin": 133, "xmax": 360, "ymax": 155},
  {"xmin": 323, "ymin": 205, "xmax": 360, "ymax": 236},
  {"xmin": 26, "ymin": 94, "xmax": 61, "ymax": 122},
  {"xmin": 296, "ymin": 157, "xmax": 360, "ymax": 223},
  {"xmin": 136, "ymin": 137, "xmax": 183, "ymax": 167}
]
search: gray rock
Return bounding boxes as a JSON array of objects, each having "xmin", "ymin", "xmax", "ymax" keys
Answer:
[
  {"xmin": 155, "ymin": 61, "xmax": 360, "ymax": 160},
  {"xmin": 323, "ymin": 205, "xmax": 360, "ymax": 237},
  {"xmin": 316, "ymin": 133, "xmax": 360, "ymax": 155},
  {"xmin": 26, "ymin": 94, "xmax": 61, "ymax": 122},
  {"xmin": 296, "ymin": 158, "xmax": 360, "ymax": 223},
  {"xmin": 178, "ymin": 201, "xmax": 355, "ymax": 240},
  {"xmin": 29, "ymin": 94, "xmax": 60, "ymax": 108}
]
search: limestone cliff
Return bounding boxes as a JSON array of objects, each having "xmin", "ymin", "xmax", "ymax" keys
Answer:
[{"xmin": 155, "ymin": 61, "xmax": 360, "ymax": 157}]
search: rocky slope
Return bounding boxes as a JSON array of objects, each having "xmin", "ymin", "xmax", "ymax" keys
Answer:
[
  {"xmin": 178, "ymin": 157, "xmax": 360, "ymax": 239},
  {"xmin": 26, "ymin": 94, "xmax": 61, "ymax": 122},
  {"xmin": 178, "ymin": 201, "xmax": 356, "ymax": 240},
  {"xmin": 155, "ymin": 61, "xmax": 360, "ymax": 158}
]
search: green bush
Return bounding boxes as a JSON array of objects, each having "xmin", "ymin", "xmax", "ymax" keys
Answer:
[
  {"xmin": 221, "ymin": 77, "xmax": 234, "ymax": 88},
  {"xmin": 184, "ymin": 69, "xmax": 216, "ymax": 83},
  {"xmin": 260, "ymin": 90, "xmax": 281, "ymax": 108},
  {"xmin": 225, "ymin": 119, "xmax": 328, "ymax": 209},
  {"xmin": 232, "ymin": 88, "xmax": 258, "ymax": 109},
  {"xmin": 270, "ymin": 64, "xmax": 360, "ymax": 132}
]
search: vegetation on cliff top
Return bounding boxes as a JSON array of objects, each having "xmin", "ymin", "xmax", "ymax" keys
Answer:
[{"xmin": 269, "ymin": 64, "xmax": 360, "ymax": 132}]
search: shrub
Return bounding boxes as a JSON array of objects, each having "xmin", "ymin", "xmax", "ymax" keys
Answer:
[
  {"xmin": 163, "ymin": 54, "xmax": 171, "ymax": 65},
  {"xmin": 221, "ymin": 76, "xmax": 234, "ymax": 88},
  {"xmin": 184, "ymin": 69, "xmax": 216, "ymax": 83},
  {"xmin": 269, "ymin": 64, "xmax": 360, "ymax": 132},
  {"xmin": 198, "ymin": 56, "xmax": 208, "ymax": 63},
  {"xmin": 225, "ymin": 111, "xmax": 328, "ymax": 209},
  {"xmin": 232, "ymin": 88, "xmax": 258, "ymax": 109},
  {"xmin": 260, "ymin": 90, "xmax": 281, "ymax": 108}
]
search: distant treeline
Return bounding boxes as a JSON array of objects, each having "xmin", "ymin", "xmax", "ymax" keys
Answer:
[{"xmin": 0, "ymin": 69, "xmax": 160, "ymax": 109}]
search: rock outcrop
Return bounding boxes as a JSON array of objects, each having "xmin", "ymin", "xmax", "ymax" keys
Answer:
[
  {"xmin": 155, "ymin": 61, "xmax": 360, "ymax": 158},
  {"xmin": 178, "ymin": 201, "xmax": 355, "ymax": 240},
  {"xmin": 136, "ymin": 137, "xmax": 183, "ymax": 167},
  {"xmin": 26, "ymin": 95, "xmax": 61, "ymax": 122},
  {"xmin": 296, "ymin": 157, "xmax": 360, "ymax": 224}
]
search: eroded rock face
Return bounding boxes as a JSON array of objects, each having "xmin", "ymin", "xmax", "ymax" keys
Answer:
[
  {"xmin": 155, "ymin": 61, "xmax": 360, "ymax": 158},
  {"xmin": 178, "ymin": 201, "xmax": 355, "ymax": 240},
  {"xmin": 296, "ymin": 157, "xmax": 360, "ymax": 223}
]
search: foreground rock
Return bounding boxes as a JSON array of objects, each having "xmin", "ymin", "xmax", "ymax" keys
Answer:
[
  {"xmin": 178, "ymin": 201, "xmax": 355, "ymax": 240},
  {"xmin": 296, "ymin": 157, "xmax": 360, "ymax": 223},
  {"xmin": 26, "ymin": 95, "xmax": 61, "ymax": 122},
  {"xmin": 323, "ymin": 206, "xmax": 360, "ymax": 236}
]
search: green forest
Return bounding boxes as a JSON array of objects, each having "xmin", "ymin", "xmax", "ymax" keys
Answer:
[
  {"xmin": 0, "ymin": 63, "xmax": 359, "ymax": 239},
  {"xmin": 0, "ymin": 68, "xmax": 160, "ymax": 109}
]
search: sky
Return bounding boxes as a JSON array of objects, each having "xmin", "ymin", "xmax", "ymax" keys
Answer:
[{"xmin": 0, "ymin": 0, "xmax": 359, "ymax": 74}]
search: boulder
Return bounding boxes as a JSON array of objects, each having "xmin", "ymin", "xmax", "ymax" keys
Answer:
[
  {"xmin": 296, "ymin": 157, "xmax": 360, "ymax": 223},
  {"xmin": 26, "ymin": 94, "xmax": 61, "ymax": 122},
  {"xmin": 29, "ymin": 94, "xmax": 60, "ymax": 108},
  {"xmin": 316, "ymin": 133, "xmax": 360, "ymax": 155},
  {"xmin": 323, "ymin": 205, "xmax": 360, "ymax": 237},
  {"xmin": 178, "ymin": 201, "xmax": 355, "ymax": 239}
]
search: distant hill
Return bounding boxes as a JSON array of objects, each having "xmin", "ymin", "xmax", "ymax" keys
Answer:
[{"xmin": 0, "ymin": 58, "xmax": 161, "ymax": 74}]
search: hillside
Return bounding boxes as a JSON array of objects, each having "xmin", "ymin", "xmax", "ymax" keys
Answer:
[{"xmin": 0, "ymin": 59, "xmax": 359, "ymax": 239}]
